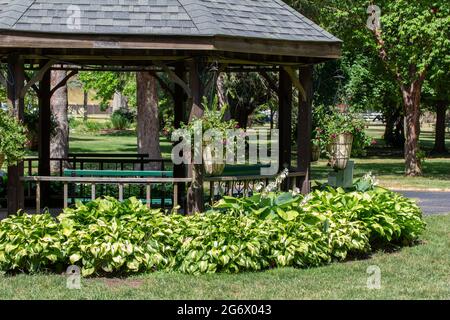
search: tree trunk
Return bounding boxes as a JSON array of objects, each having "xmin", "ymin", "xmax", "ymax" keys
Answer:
[
  {"xmin": 136, "ymin": 72, "xmax": 162, "ymax": 170},
  {"xmin": 83, "ymin": 89, "xmax": 88, "ymax": 121},
  {"xmin": 432, "ymin": 100, "xmax": 448, "ymax": 154},
  {"xmin": 402, "ymin": 81, "xmax": 423, "ymax": 176},
  {"xmin": 50, "ymin": 70, "xmax": 69, "ymax": 173}
]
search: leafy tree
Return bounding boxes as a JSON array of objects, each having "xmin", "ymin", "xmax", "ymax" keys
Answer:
[
  {"xmin": 302, "ymin": 0, "xmax": 449, "ymax": 175},
  {"xmin": 423, "ymin": 61, "xmax": 450, "ymax": 154}
]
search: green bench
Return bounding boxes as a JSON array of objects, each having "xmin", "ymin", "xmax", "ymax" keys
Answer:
[
  {"xmin": 64, "ymin": 169, "xmax": 173, "ymax": 178},
  {"xmin": 63, "ymin": 169, "xmax": 174, "ymax": 206},
  {"xmin": 220, "ymin": 164, "xmax": 271, "ymax": 177}
]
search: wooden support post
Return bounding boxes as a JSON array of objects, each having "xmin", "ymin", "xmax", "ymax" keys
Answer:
[
  {"xmin": 7, "ymin": 55, "xmax": 25, "ymax": 215},
  {"xmin": 146, "ymin": 184, "xmax": 151, "ymax": 208},
  {"xmin": 278, "ymin": 67, "xmax": 293, "ymax": 191},
  {"xmin": 38, "ymin": 62, "xmax": 51, "ymax": 208},
  {"xmin": 297, "ymin": 65, "xmax": 314, "ymax": 194},
  {"xmin": 91, "ymin": 184, "xmax": 96, "ymax": 201},
  {"xmin": 118, "ymin": 184, "xmax": 124, "ymax": 201},
  {"xmin": 173, "ymin": 62, "xmax": 187, "ymax": 212},
  {"xmin": 187, "ymin": 58, "xmax": 205, "ymax": 214},
  {"xmin": 36, "ymin": 182, "xmax": 41, "ymax": 214},
  {"xmin": 63, "ymin": 182, "xmax": 68, "ymax": 209}
]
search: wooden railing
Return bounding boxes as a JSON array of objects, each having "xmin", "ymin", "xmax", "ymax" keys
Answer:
[
  {"xmin": 205, "ymin": 171, "xmax": 307, "ymax": 204},
  {"xmin": 21, "ymin": 171, "xmax": 307, "ymax": 213},
  {"xmin": 24, "ymin": 157, "xmax": 172, "ymax": 176}
]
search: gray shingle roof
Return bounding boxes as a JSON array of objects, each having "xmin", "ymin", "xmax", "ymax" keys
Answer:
[{"xmin": 0, "ymin": 0, "xmax": 340, "ymax": 43}]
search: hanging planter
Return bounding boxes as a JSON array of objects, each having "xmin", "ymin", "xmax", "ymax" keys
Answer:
[
  {"xmin": 329, "ymin": 133, "xmax": 353, "ymax": 170},
  {"xmin": 311, "ymin": 144, "xmax": 320, "ymax": 162},
  {"xmin": 203, "ymin": 143, "xmax": 225, "ymax": 176}
]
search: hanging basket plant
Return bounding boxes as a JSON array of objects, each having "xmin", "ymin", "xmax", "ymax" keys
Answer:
[
  {"xmin": 311, "ymin": 144, "xmax": 321, "ymax": 162},
  {"xmin": 183, "ymin": 96, "xmax": 238, "ymax": 176},
  {"xmin": 321, "ymin": 107, "xmax": 370, "ymax": 170},
  {"xmin": 203, "ymin": 143, "xmax": 226, "ymax": 176},
  {"xmin": 329, "ymin": 132, "xmax": 353, "ymax": 170}
]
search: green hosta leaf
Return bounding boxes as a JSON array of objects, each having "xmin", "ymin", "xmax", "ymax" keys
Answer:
[
  {"xmin": 274, "ymin": 193, "xmax": 294, "ymax": 206},
  {"xmin": 276, "ymin": 209, "xmax": 299, "ymax": 222},
  {"xmin": 70, "ymin": 253, "xmax": 82, "ymax": 264}
]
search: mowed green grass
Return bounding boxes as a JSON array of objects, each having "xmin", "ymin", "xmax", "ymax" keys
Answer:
[
  {"xmin": 311, "ymin": 126, "xmax": 450, "ymax": 190},
  {"xmin": 0, "ymin": 214, "xmax": 448, "ymax": 300},
  {"xmin": 70, "ymin": 130, "xmax": 173, "ymax": 159}
]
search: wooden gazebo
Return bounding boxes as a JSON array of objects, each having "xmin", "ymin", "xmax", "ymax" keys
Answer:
[{"xmin": 0, "ymin": 0, "xmax": 341, "ymax": 214}]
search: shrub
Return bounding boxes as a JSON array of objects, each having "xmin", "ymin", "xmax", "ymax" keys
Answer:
[
  {"xmin": 23, "ymin": 106, "xmax": 57, "ymax": 151},
  {"xmin": 69, "ymin": 118, "xmax": 111, "ymax": 133},
  {"xmin": 0, "ymin": 213, "xmax": 65, "ymax": 273},
  {"xmin": 0, "ymin": 188, "xmax": 426, "ymax": 276},
  {"xmin": 110, "ymin": 108, "xmax": 135, "ymax": 130},
  {"xmin": 0, "ymin": 110, "xmax": 27, "ymax": 167}
]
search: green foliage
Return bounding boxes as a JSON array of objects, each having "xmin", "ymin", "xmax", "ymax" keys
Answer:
[
  {"xmin": 23, "ymin": 106, "xmax": 57, "ymax": 151},
  {"xmin": 110, "ymin": 109, "xmax": 135, "ymax": 131},
  {"xmin": 78, "ymin": 72, "xmax": 120, "ymax": 110},
  {"xmin": 316, "ymin": 107, "xmax": 373, "ymax": 157},
  {"xmin": 69, "ymin": 117, "xmax": 111, "ymax": 133},
  {"xmin": 0, "ymin": 110, "xmax": 27, "ymax": 166},
  {"xmin": 0, "ymin": 187, "xmax": 426, "ymax": 276},
  {"xmin": 0, "ymin": 213, "xmax": 64, "ymax": 273},
  {"xmin": 214, "ymin": 186, "xmax": 426, "ymax": 248},
  {"xmin": 59, "ymin": 197, "xmax": 180, "ymax": 276}
]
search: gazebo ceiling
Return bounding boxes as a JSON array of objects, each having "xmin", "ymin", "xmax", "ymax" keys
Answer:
[{"xmin": 0, "ymin": 0, "xmax": 342, "ymax": 66}]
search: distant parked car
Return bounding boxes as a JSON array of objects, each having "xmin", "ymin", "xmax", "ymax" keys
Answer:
[{"xmin": 361, "ymin": 112, "xmax": 384, "ymax": 123}]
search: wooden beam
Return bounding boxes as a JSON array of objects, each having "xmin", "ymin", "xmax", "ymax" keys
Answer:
[
  {"xmin": 38, "ymin": 62, "xmax": 51, "ymax": 207},
  {"xmin": 153, "ymin": 61, "xmax": 192, "ymax": 98},
  {"xmin": 23, "ymin": 73, "xmax": 40, "ymax": 95},
  {"xmin": 7, "ymin": 55, "xmax": 25, "ymax": 214},
  {"xmin": 20, "ymin": 59, "xmax": 55, "ymax": 98},
  {"xmin": 278, "ymin": 67, "xmax": 293, "ymax": 189},
  {"xmin": 173, "ymin": 61, "xmax": 187, "ymax": 212},
  {"xmin": 187, "ymin": 58, "xmax": 205, "ymax": 214},
  {"xmin": 283, "ymin": 66, "xmax": 306, "ymax": 102},
  {"xmin": 259, "ymin": 70, "xmax": 278, "ymax": 94},
  {"xmin": 152, "ymin": 72, "xmax": 175, "ymax": 100},
  {"xmin": 188, "ymin": 58, "xmax": 204, "ymax": 122},
  {"xmin": 0, "ymin": 33, "xmax": 341, "ymax": 59},
  {"xmin": 50, "ymin": 70, "xmax": 78, "ymax": 97},
  {"xmin": 297, "ymin": 65, "xmax": 314, "ymax": 194}
]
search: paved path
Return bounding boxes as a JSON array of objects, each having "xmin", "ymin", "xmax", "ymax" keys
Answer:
[{"xmin": 395, "ymin": 190, "xmax": 450, "ymax": 215}]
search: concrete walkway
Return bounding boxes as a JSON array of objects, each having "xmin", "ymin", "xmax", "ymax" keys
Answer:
[{"xmin": 395, "ymin": 190, "xmax": 450, "ymax": 215}]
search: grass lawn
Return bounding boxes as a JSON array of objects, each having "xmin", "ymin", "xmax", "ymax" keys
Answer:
[
  {"xmin": 312, "ymin": 125, "xmax": 450, "ymax": 190},
  {"xmin": 69, "ymin": 130, "xmax": 174, "ymax": 159},
  {"xmin": 311, "ymin": 158, "xmax": 450, "ymax": 190},
  {"xmin": 1, "ymin": 214, "xmax": 448, "ymax": 300}
]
